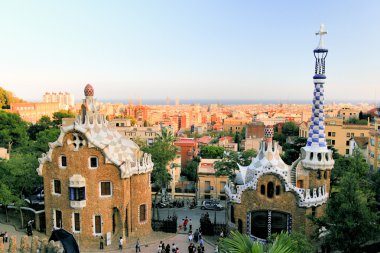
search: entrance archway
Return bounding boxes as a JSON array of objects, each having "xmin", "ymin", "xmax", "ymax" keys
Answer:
[{"xmin": 250, "ymin": 210, "xmax": 290, "ymax": 240}]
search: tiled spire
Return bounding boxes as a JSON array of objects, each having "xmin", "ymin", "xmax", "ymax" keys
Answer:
[{"xmin": 306, "ymin": 24, "xmax": 328, "ymax": 151}]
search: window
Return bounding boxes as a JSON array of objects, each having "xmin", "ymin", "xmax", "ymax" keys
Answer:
[
  {"xmin": 346, "ymin": 133, "xmax": 350, "ymax": 137},
  {"xmin": 326, "ymin": 139, "xmax": 331, "ymax": 145},
  {"xmin": 60, "ymin": 155, "xmax": 67, "ymax": 168},
  {"xmin": 317, "ymin": 170, "xmax": 321, "ymax": 179},
  {"xmin": 69, "ymin": 187, "xmax": 85, "ymax": 201},
  {"xmin": 220, "ymin": 182, "xmax": 226, "ymax": 194},
  {"xmin": 346, "ymin": 141, "xmax": 350, "ymax": 146},
  {"xmin": 371, "ymin": 139, "xmax": 375, "ymax": 146},
  {"xmin": 55, "ymin": 210, "xmax": 62, "ymax": 228},
  {"xmin": 351, "ymin": 133, "xmax": 354, "ymax": 137},
  {"xmin": 100, "ymin": 182, "xmax": 112, "ymax": 196},
  {"xmin": 346, "ymin": 149, "xmax": 349, "ymax": 155},
  {"xmin": 297, "ymin": 180, "xmax": 304, "ymax": 188},
  {"xmin": 73, "ymin": 213, "xmax": 80, "ymax": 232},
  {"xmin": 54, "ymin": 180, "xmax": 61, "ymax": 194},
  {"xmin": 94, "ymin": 215, "xmax": 102, "ymax": 234},
  {"xmin": 89, "ymin": 156, "xmax": 98, "ymax": 168},
  {"xmin": 139, "ymin": 204, "xmax": 147, "ymax": 223},
  {"xmin": 267, "ymin": 182, "xmax": 274, "ymax": 198},
  {"xmin": 231, "ymin": 205, "xmax": 235, "ymax": 223},
  {"xmin": 205, "ymin": 181, "xmax": 211, "ymax": 193},
  {"xmin": 324, "ymin": 171, "xmax": 328, "ymax": 179},
  {"xmin": 260, "ymin": 185, "xmax": 265, "ymax": 195},
  {"xmin": 332, "ymin": 132, "xmax": 336, "ymax": 137},
  {"xmin": 370, "ymin": 152, "xmax": 375, "ymax": 158},
  {"xmin": 275, "ymin": 185, "xmax": 281, "ymax": 195},
  {"xmin": 328, "ymin": 132, "xmax": 331, "ymax": 137},
  {"xmin": 332, "ymin": 140, "xmax": 335, "ymax": 145},
  {"xmin": 311, "ymin": 207, "xmax": 316, "ymax": 217}
]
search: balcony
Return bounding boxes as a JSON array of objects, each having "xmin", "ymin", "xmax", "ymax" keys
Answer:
[{"xmin": 70, "ymin": 200, "xmax": 86, "ymax": 208}]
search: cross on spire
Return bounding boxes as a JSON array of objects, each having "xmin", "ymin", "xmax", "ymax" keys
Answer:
[{"xmin": 315, "ymin": 24, "xmax": 327, "ymax": 49}]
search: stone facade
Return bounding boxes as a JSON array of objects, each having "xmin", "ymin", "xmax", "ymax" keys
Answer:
[{"xmin": 37, "ymin": 84, "xmax": 153, "ymax": 248}]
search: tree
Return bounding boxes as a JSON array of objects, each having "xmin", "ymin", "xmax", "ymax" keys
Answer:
[
  {"xmin": 182, "ymin": 160, "xmax": 198, "ymax": 181},
  {"xmin": 0, "ymin": 183, "xmax": 19, "ymax": 222},
  {"xmin": 214, "ymin": 149, "xmax": 257, "ymax": 179},
  {"xmin": 0, "ymin": 87, "xmax": 25, "ymax": 109},
  {"xmin": 281, "ymin": 122, "xmax": 299, "ymax": 136},
  {"xmin": 0, "ymin": 111, "xmax": 29, "ymax": 152},
  {"xmin": 32, "ymin": 128, "xmax": 60, "ymax": 154},
  {"xmin": 141, "ymin": 127, "xmax": 177, "ymax": 219},
  {"xmin": 315, "ymin": 151, "xmax": 379, "ymax": 252},
  {"xmin": 27, "ymin": 115, "xmax": 52, "ymax": 140},
  {"xmin": 52, "ymin": 110, "xmax": 75, "ymax": 127},
  {"xmin": 0, "ymin": 153, "xmax": 41, "ymax": 198},
  {"xmin": 200, "ymin": 146, "xmax": 224, "ymax": 159},
  {"xmin": 219, "ymin": 231, "xmax": 295, "ymax": 253}
]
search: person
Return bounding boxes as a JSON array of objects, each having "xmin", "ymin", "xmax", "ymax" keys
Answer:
[
  {"xmin": 183, "ymin": 216, "xmax": 189, "ymax": 231},
  {"xmin": 189, "ymin": 219, "xmax": 193, "ymax": 232},
  {"xmin": 4, "ymin": 232, "xmax": 8, "ymax": 243},
  {"xmin": 175, "ymin": 247, "xmax": 179, "ymax": 253},
  {"xmin": 158, "ymin": 245, "xmax": 162, "ymax": 253},
  {"xmin": 165, "ymin": 244, "xmax": 171, "ymax": 253},
  {"xmin": 200, "ymin": 238, "xmax": 204, "ymax": 252},
  {"xmin": 188, "ymin": 243, "xmax": 195, "ymax": 253},
  {"xmin": 171, "ymin": 243, "xmax": 176, "ymax": 252},
  {"xmin": 197, "ymin": 245, "xmax": 202, "ymax": 253},
  {"xmin": 99, "ymin": 236, "xmax": 104, "ymax": 250},
  {"xmin": 220, "ymin": 230, "xmax": 224, "ymax": 238},
  {"xmin": 214, "ymin": 245, "xmax": 219, "ymax": 253},
  {"xmin": 193, "ymin": 229, "xmax": 199, "ymax": 243},
  {"xmin": 136, "ymin": 238, "xmax": 141, "ymax": 252},
  {"xmin": 162, "ymin": 242, "xmax": 165, "ymax": 249},
  {"xmin": 119, "ymin": 237, "xmax": 123, "ymax": 250},
  {"xmin": 188, "ymin": 232, "xmax": 193, "ymax": 242},
  {"xmin": 161, "ymin": 246, "xmax": 166, "ymax": 253}
]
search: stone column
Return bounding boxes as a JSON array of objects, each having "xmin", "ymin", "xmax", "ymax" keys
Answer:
[
  {"xmin": 20, "ymin": 236, "xmax": 30, "ymax": 253},
  {"xmin": 31, "ymin": 236, "xmax": 39, "ymax": 253},
  {"xmin": 8, "ymin": 236, "xmax": 17, "ymax": 253}
]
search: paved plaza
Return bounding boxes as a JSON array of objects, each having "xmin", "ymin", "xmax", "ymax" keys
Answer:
[{"xmin": 0, "ymin": 207, "xmax": 220, "ymax": 253}]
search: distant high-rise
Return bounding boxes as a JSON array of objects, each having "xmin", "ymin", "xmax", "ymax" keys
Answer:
[
  {"xmin": 175, "ymin": 96, "xmax": 180, "ymax": 106},
  {"xmin": 43, "ymin": 91, "xmax": 74, "ymax": 110}
]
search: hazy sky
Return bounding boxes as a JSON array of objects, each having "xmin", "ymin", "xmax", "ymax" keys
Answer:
[{"xmin": 1, "ymin": 1, "xmax": 379, "ymax": 102}]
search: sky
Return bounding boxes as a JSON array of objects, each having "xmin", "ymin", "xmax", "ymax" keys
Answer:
[{"xmin": 0, "ymin": 1, "xmax": 379, "ymax": 103}]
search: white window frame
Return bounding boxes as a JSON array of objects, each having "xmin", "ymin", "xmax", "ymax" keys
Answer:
[
  {"xmin": 88, "ymin": 156, "xmax": 99, "ymax": 169},
  {"xmin": 59, "ymin": 155, "xmax": 67, "ymax": 169},
  {"xmin": 53, "ymin": 209, "xmax": 63, "ymax": 229},
  {"xmin": 93, "ymin": 214, "xmax": 102, "ymax": 236},
  {"xmin": 99, "ymin": 181, "xmax": 113, "ymax": 197},
  {"xmin": 72, "ymin": 212, "xmax": 81, "ymax": 233},
  {"xmin": 52, "ymin": 179, "xmax": 61, "ymax": 196}
]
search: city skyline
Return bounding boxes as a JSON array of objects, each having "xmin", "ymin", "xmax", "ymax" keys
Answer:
[{"xmin": 1, "ymin": 1, "xmax": 380, "ymax": 102}]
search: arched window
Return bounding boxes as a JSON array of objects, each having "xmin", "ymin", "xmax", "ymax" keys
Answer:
[
  {"xmin": 317, "ymin": 170, "xmax": 322, "ymax": 180},
  {"xmin": 324, "ymin": 171, "xmax": 328, "ymax": 179},
  {"xmin": 317, "ymin": 153, "xmax": 322, "ymax": 161},
  {"xmin": 275, "ymin": 185, "xmax": 281, "ymax": 195},
  {"xmin": 267, "ymin": 182, "xmax": 274, "ymax": 198},
  {"xmin": 260, "ymin": 185, "xmax": 265, "ymax": 195}
]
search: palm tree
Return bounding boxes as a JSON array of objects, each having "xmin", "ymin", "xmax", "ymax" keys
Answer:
[{"xmin": 219, "ymin": 231, "xmax": 295, "ymax": 253}]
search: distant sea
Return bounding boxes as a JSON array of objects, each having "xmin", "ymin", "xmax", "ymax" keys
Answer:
[{"xmin": 95, "ymin": 99, "xmax": 379, "ymax": 106}]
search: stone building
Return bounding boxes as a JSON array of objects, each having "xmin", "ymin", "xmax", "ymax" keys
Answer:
[
  {"xmin": 9, "ymin": 102, "xmax": 60, "ymax": 123},
  {"xmin": 197, "ymin": 159, "xmax": 228, "ymax": 201},
  {"xmin": 37, "ymin": 84, "xmax": 154, "ymax": 248},
  {"xmin": 225, "ymin": 25, "xmax": 334, "ymax": 240},
  {"xmin": 368, "ymin": 117, "xmax": 380, "ymax": 171}
]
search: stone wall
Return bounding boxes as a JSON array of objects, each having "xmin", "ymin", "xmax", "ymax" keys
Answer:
[{"xmin": 232, "ymin": 174, "xmax": 324, "ymax": 237}]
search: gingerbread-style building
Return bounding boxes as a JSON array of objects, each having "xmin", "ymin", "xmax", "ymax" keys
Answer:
[
  {"xmin": 225, "ymin": 25, "xmax": 334, "ymax": 240},
  {"xmin": 37, "ymin": 84, "xmax": 153, "ymax": 247}
]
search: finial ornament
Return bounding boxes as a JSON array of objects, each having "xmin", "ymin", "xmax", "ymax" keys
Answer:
[{"xmin": 316, "ymin": 24, "xmax": 327, "ymax": 49}]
